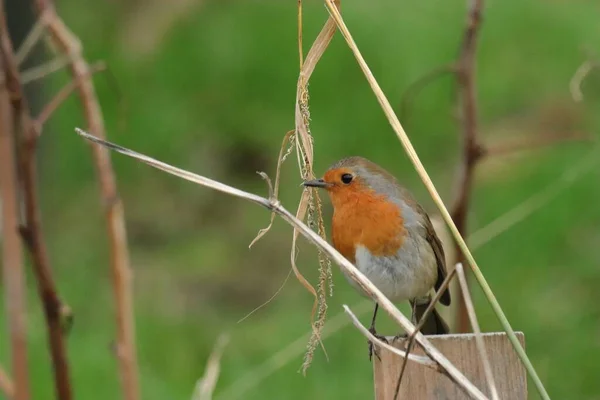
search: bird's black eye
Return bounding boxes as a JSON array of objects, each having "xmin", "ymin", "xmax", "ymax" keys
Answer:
[{"xmin": 341, "ymin": 173, "xmax": 353, "ymax": 184}]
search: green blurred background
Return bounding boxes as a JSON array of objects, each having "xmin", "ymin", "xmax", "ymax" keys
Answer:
[{"xmin": 2, "ymin": 0, "xmax": 600, "ymax": 399}]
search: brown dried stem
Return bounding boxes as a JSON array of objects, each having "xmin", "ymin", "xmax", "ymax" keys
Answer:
[
  {"xmin": 32, "ymin": 3, "xmax": 140, "ymax": 399},
  {"xmin": 0, "ymin": 6, "xmax": 71, "ymax": 400},
  {"xmin": 451, "ymin": 0, "xmax": 484, "ymax": 334},
  {"xmin": 0, "ymin": 57, "xmax": 29, "ymax": 400}
]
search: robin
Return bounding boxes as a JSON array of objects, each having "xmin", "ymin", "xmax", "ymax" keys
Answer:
[{"xmin": 303, "ymin": 156, "xmax": 451, "ymax": 358}]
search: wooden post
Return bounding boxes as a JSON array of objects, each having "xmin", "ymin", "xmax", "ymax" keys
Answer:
[{"xmin": 374, "ymin": 332, "xmax": 527, "ymax": 400}]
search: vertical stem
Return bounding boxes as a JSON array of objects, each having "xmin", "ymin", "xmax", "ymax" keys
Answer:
[
  {"xmin": 452, "ymin": 0, "xmax": 484, "ymax": 333},
  {"xmin": 32, "ymin": 3, "xmax": 139, "ymax": 398},
  {"xmin": 0, "ymin": 61, "xmax": 29, "ymax": 400},
  {"xmin": 0, "ymin": 6, "xmax": 72, "ymax": 399}
]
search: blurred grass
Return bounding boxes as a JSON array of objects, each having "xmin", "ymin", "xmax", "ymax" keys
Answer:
[{"xmin": 2, "ymin": 0, "xmax": 600, "ymax": 399}]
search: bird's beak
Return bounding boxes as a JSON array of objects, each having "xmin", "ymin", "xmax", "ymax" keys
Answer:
[{"xmin": 303, "ymin": 178, "xmax": 329, "ymax": 188}]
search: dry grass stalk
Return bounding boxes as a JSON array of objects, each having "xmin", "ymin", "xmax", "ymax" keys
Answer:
[
  {"xmin": 0, "ymin": 56, "xmax": 29, "ymax": 400},
  {"xmin": 455, "ymin": 263, "xmax": 498, "ymax": 400},
  {"xmin": 32, "ymin": 2, "xmax": 140, "ymax": 399},
  {"xmin": 293, "ymin": 1, "xmax": 339, "ymax": 374},
  {"xmin": 249, "ymin": 0, "xmax": 340, "ymax": 374},
  {"xmin": 191, "ymin": 334, "xmax": 230, "ymax": 400},
  {"xmin": 322, "ymin": 1, "xmax": 549, "ymax": 398},
  {"xmin": 75, "ymin": 128, "xmax": 488, "ymax": 400}
]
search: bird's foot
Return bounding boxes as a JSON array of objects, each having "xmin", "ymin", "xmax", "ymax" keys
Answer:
[
  {"xmin": 368, "ymin": 327, "xmax": 389, "ymax": 362},
  {"xmin": 392, "ymin": 332, "xmax": 408, "ymax": 342}
]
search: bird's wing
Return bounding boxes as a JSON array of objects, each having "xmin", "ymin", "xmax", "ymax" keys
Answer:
[{"xmin": 422, "ymin": 211, "xmax": 451, "ymax": 306}]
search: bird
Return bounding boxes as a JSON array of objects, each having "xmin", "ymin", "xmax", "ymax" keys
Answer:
[{"xmin": 303, "ymin": 156, "xmax": 451, "ymax": 359}]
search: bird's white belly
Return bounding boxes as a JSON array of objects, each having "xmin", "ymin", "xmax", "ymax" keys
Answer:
[{"xmin": 343, "ymin": 234, "xmax": 437, "ymax": 302}]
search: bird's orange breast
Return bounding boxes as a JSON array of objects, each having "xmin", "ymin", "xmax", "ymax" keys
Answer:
[{"xmin": 330, "ymin": 187, "xmax": 406, "ymax": 264}]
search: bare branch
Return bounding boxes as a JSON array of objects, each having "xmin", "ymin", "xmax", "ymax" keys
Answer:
[
  {"xmin": 75, "ymin": 128, "xmax": 488, "ymax": 400},
  {"xmin": 33, "ymin": 3, "xmax": 140, "ymax": 399},
  {"xmin": 451, "ymin": 0, "xmax": 485, "ymax": 333},
  {"xmin": 0, "ymin": 5, "xmax": 71, "ymax": 399},
  {"xmin": 0, "ymin": 58, "xmax": 29, "ymax": 400}
]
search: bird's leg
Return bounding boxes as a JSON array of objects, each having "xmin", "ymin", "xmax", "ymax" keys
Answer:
[{"xmin": 368, "ymin": 303, "xmax": 389, "ymax": 361}]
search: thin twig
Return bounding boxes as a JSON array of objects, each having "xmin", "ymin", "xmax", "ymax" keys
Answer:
[
  {"xmin": 0, "ymin": 60, "xmax": 29, "ymax": 400},
  {"xmin": 75, "ymin": 128, "xmax": 488, "ymax": 400},
  {"xmin": 249, "ymin": 130, "xmax": 295, "ymax": 248},
  {"xmin": 0, "ymin": 6, "xmax": 72, "ymax": 400},
  {"xmin": 20, "ymin": 55, "xmax": 70, "ymax": 85},
  {"xmin": 322, "ymin": 2, "xmax": 550, "ymax": 399},
  {"xmin": 15, "ymin": 9, "xmax": 50, "ymax": 65},
  {"xmin": 343, "ymin": 306, "xmax": 438, "ymax": 370},
  {"xmin": 191, "ymin": 334, "xmax": 230, "ymax": 400},
  {"xmin": 455, "ymin": 263, "xmax": 498, "ymax": 400},
  {"xmin": 34, "ymin": 61, "xmax": 106, "ymax": 130},
  {"xmin": 393, "ymin": 268, "xmax": 458, "ymax": 400},
  {"xmin": 33, "ymin": 3, "xmax": 140, "ymax": 399},
  {"xmin": 0, "ymin": 364, "xmax": 14, "ymax": 399}
]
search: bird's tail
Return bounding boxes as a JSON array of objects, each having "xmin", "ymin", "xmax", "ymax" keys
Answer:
[{"xmin": 413, "ymin": 300, "xmax": 450, "ymax": 335}]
